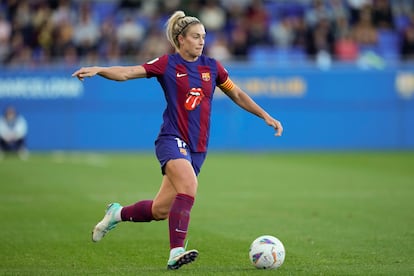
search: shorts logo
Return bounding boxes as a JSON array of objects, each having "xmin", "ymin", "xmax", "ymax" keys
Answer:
[
  {"xmin": 175, "ymin": 138, "xmax": 188, "ymax": 156},
  {"xmin": 180, "ymin": 148, "xmax": 187, "ymax": 156},
  {"xmin": 201, "ymin": 72, "xmax": 210, "ymax": 81},
  {"xmin": 185, "ymin": 88, "xmax": 204, "ymax": 111}
]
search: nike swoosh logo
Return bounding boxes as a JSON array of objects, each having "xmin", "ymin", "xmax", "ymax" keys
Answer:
[
  {"xmin": 177, "ymin": 73, "xmax": 187, "ymax": 77},
  {"xmin": 175, "ymin": 228, "xmax": 187, "ymax": 233}
]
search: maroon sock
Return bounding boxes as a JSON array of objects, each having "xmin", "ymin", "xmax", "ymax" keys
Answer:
[
  {"xmin": 121, "ymin": 200, "xmax": 154, "ymax": 222},
  {"xmin": 169, "ymin": 193, "xmax": 195, "ymax": 249}
]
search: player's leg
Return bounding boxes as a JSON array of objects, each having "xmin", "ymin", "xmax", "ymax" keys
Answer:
[
  {"xmin": 91, "ymin": 160, "xmax": 191, "ymax": 242},
  {"xmin": 164, "ymin": 158, "xmax": 199, "ymax": 269},
  {"xmin": 91, "ymin": 176, "xmax": 174, "ymax": 242},
  {"xmin": 164, "ymin": 158, "xmax": 198, "ymax": 196},
  {"xmin": 151, "ymin": 175, "xmax": 177, "ymax": 220}
]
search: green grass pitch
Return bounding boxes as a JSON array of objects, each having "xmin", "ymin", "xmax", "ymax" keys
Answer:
[{"xmin": 1, "ymin": 151, "xmax": 413, "ymax": 275}]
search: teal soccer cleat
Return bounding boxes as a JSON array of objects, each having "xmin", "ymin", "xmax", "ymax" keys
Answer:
[
  {"xmin": 92, "ymin": 203, "xmax": 122, "ymax": 242},
  {"xmin": 167, "ymin": 247, "xmax": 199, "ymax": 270}
]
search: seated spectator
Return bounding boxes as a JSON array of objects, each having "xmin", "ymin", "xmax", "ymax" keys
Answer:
[
  {"xmin": 335, "ymin": 32, "xmax": 359, "ymax": 61},
  {"xmin": 334, "ymin": 15, "xmax": 359, "ymax": 61},
  {"xmin": 207, "ymin": 32, "xmax": 232, "ymax": 61},
  {"xmin": 0, "ymin": 0, "xmax": 411, "ymax": 66},
  {"xmin": 0, "ymin": 12, "xmax": 11, "ymax": 62},
  {"xmin": 138, "ymin": 27, "xmax": 169, "ymax": 62},
  {"xmin": 351, "ymin": 5, "xmax": 378, "ymax": 49},
  {"xmin": 401, "ymin": 20, "xmax": 414, "ymax": 60},
  {"xmin": 246, "ymin": 0, "xmax": 271, "ymax": 46},
  {"xmin": 307, "ymin": 18, "xmax": 335, "ymax": 59},
  {"xmin": 72, "ymin": 3, "xmax": 100, "ymax": 57},
  {"xmin": 291, "ymin": 16, "xmax": 309, "ymax": 50},
  {"xmin": 229, "ymin": 22, "xmax": 249, "ymax": 60},
  {"xmin": 270, "ymin": 15, "xmax": 294, "ymax": 49},
  {"xmin": 347, "ymin": 0, "xmax": 372, "ymax": 24},
  {"xmin": 198, "ymin": 0, "xmax": 226, "ymax": 33},
  {"xmin": 305, "ymin": 0, "xmax": 333, "ymax": 27},
  {"xmin": 329, "ymin": 0, "xmax": 349, "ymax": 23},
  {"xmin": 0, "ymin": 106, "xmax": 28, "ymax": 160},
  {"xmin": 372, "ymin": 0, "xmax": 394, "ymax": 30},
  {"xmin": 116, "ymin": 15, "xmax": 145, "ymax": 56}
]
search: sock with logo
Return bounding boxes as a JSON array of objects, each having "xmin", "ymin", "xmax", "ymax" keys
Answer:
[
  {"xmin": 120, "ymin": 200, "xmax": 154, "ymax": 222},
  {"xmin": 168, "ymin": 193, "xmax": 195, "ymax": 249}
]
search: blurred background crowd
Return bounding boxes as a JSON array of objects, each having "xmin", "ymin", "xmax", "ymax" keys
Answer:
[{"xmin": 0, "ymin": 0, "xmax": 414, "ymax": 68}]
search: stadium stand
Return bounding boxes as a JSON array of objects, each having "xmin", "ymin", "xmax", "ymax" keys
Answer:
[{"xmin": 0, "ymin": 0, "xmax": 413, "ymax": 67}]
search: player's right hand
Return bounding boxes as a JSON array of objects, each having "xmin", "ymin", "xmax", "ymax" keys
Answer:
[{"xmin": 71, "ymin": 67, "xmax": 100, "ymax": 81}]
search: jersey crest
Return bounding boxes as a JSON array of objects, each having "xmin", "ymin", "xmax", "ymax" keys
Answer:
[{"xmin": 201, "ymin": 72, "xmax": 210, "ymax": 82}]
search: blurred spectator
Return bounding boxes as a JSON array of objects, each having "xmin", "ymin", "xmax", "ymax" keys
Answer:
[
  {"xmin": 118, "ymin": 0, "xmax": 142, "ymax": 10},
  {"xmin": 0, "ymin": 0, "xmax": 413, "ymax": 66},
  {"xmin": 291, "ymin": 16, "xmax": 309, "ymax": 50},
  {"xmin": 228, "ymin": 22, "xmax": 249, "ymax": 60},
  {"xmin": 307, "ymin": 18, "xmax": 335, "ymax": 58},
  {"xmin": 51, "ymin": 0, "xmax": 75, "ymax": 26},
  {"xmin": 99, "ymin": 15, "xmax": 119, "ymax": 62},
  {"xmin": 138, "ymin": 27, "xmax": 170, "ymax": 62},
  {"xmin": 161, "ymin": 0, "xmax": 181, "ymax": 15},
  {"xmin": 198, "ymin": 0, "xmax": 226, "ymax": 32},
  {"xmin": 0, "ymin": 12, "xmax": 11, "ymax": 62},
  {"xmin": 116, "ymin": 15, "xmax": 145, "ymax": 56},
  {"xmin": 334, "ymin": 15, "xmax": 352, "ymax": 39},
  {"xmin": 333, "ymin": 14, "xmax": 359, "ymax": 61},
  {"xmin": 372, "ymin": 0, "xmax": 394, "ymax": 30},
  {"xmin": 51, "ymin": 18, "xmax": 74, "ymax": 60},
  {"xmin": 347, "ymin": 0, "xmax": 372, "ymax": 24},
  {"xmin": 32, "ymin": 1, "xmax": 52, "ymax": 31},
  {"xmin": 392, "ymin": 2, "xmax": 412, "ymax": 32},
  {"xmin": 207, "ymin": 32, "xmax": 232, "ymax": 61},
  {"xmin": 100, "ymin": 14, "xmax": 117, "ymax": 42},
  {"xmin": 305, "ymin": 0, "xmax": 333, "ymax": 27},
  {"xmin": 181, "ymin": 0, "xmax": 201, "ymax": 17},
  {"xmin": 0, "ymin": 106, "xmax": 28, "ymax": 160},
  {"xmin": 220, "ymin": 0, "xmax": 251, "ymax": 10},
  {"xmin": 62, "ymin": 44, "xmax": 79, "ymax": 66},
  {"xmin": 270, "ymin": 15, "xmax": 295, "ymax": 48},
  {"xmin": 245, "ymin": 0, "xmax": 271, "ymax": 46},
  {"xmin": 13, "ymin": 1, "xmax": 32, "ymax": 29},
  {"xmin": 401, "ymin": 15, "xmax": 414, "ymax": 60},
  {"xmin": 351, "ymin": 5, "xmax": 378, "ymax": 49},
  {"xmin": 329, "ymin": 0, "xmax": 349, "ymax": 22},
  {"xmin": 3, "ymin": 0, "xmax": 19, "ymax": 21},
  {"xmin": 334, "ymin": 32, "xmax": 359, "ymax": 61},
  {"xmin": 36, "ymin": 12, "xmax": 54, "ymax": 55},
  {"xmin": 6, "ymin": 32, "xmax": 35, "ymax": 67},
  {"xmin": 72, "ymin": 3, "xmax": 100, "ymax": 57}
]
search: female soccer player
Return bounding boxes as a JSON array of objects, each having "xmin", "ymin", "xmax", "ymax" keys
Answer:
[{"xmin": 72, "ymin": 10, "xmax": 283, "ymax": 270}]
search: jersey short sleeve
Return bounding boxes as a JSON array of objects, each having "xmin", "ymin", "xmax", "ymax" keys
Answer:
[
  {"xmin": 142, "ymin": 55, "xmax": 169, "ymax": 78},
  {"xmin": 216, "ymin": 61, "xmax": 235, "ymax": 93}
]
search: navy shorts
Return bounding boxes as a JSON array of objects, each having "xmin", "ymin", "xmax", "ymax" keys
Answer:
[{"xmin": 155, "ymin": 136, "xmax": 207, "ymax": 176}]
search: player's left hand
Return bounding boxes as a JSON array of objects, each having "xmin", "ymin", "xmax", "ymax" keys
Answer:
[{"xmin": 265, "ymin": 116, "xmax": 283, "ymax": 137}]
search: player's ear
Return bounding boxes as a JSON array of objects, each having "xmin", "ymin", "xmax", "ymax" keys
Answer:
[{"xmin": 178, "ymin": 34, "xmax": 185, "ymax": 45}]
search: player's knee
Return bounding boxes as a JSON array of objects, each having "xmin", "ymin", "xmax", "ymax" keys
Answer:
[{"xmin": 152, "ymin": 205, "xmax": 169, "ymax": 220}]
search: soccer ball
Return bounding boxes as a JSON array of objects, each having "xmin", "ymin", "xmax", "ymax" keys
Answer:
[{"xmin": 249, "ymin": 235, "xmax": 285, "ymax": 269}]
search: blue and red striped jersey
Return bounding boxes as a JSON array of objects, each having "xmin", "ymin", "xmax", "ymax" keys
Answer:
[{"xmin": 142, "ymin": 53, "xmax": 230, "ymax": 152}]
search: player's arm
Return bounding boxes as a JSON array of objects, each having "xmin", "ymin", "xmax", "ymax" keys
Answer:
[
  {"xmin": 221, "ymin": 82, "xmax": 283, "ymax": 137},
  {"xmin": 72, "ymin": 65, "xmax": 146, "ymax": 81}
]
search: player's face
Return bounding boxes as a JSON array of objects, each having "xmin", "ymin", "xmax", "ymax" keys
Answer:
[{"xmin": 180, "ymin": 24, "xmax": 206, "ymax": 60}]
